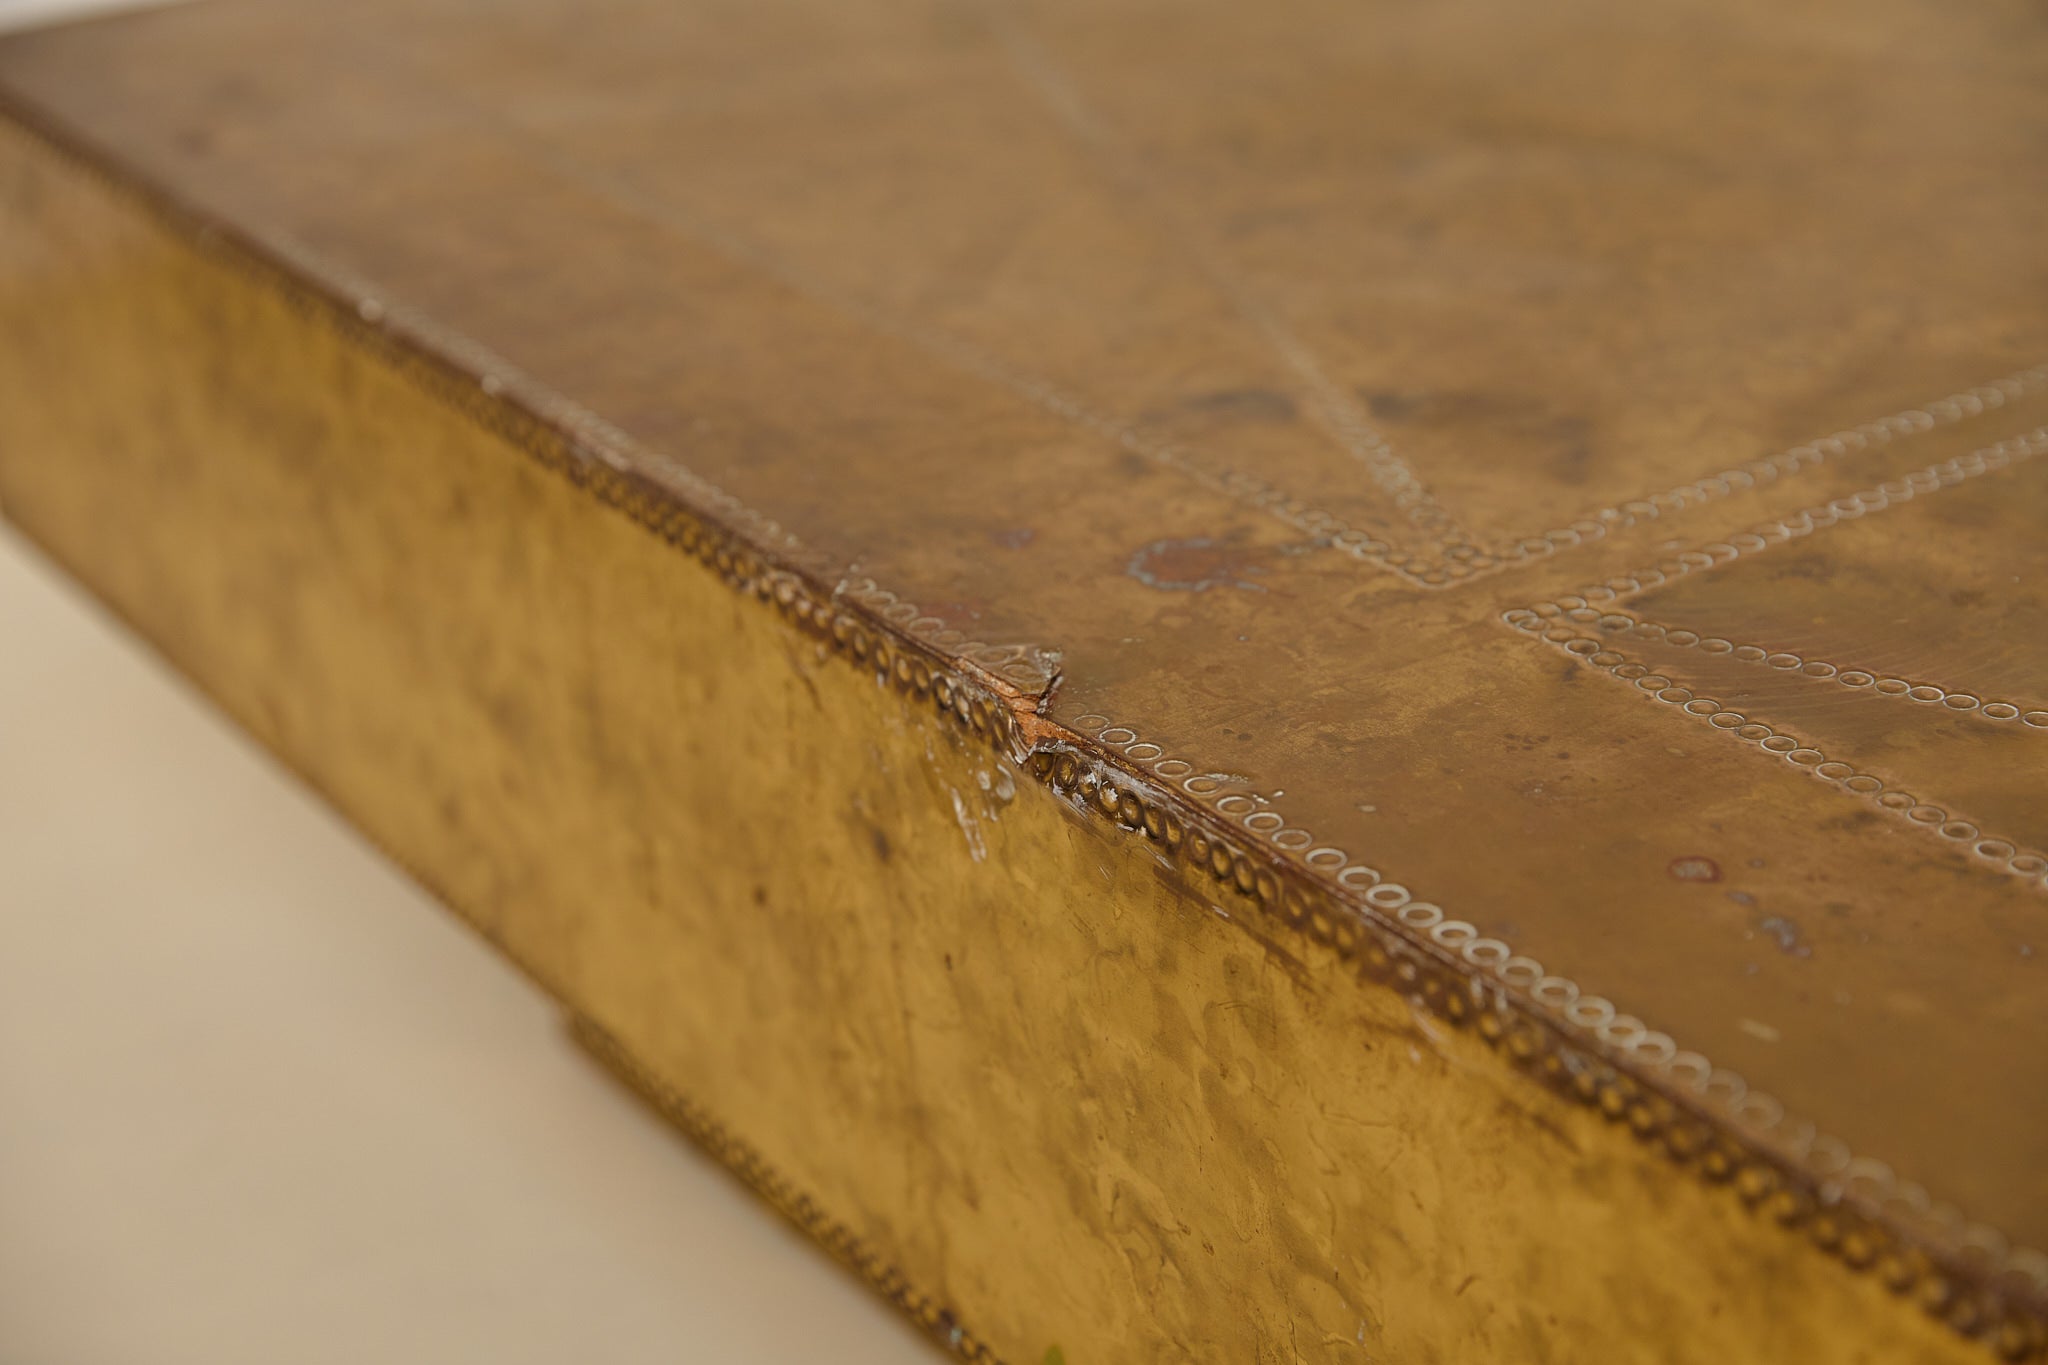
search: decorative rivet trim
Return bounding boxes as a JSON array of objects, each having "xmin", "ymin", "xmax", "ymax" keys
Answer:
[{"xmin": 572, "ymin": 1018, "xmax": 1003, "ymax": 1363}]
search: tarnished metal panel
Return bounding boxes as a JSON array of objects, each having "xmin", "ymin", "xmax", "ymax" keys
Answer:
[{"xmin": 1, "ymin": 1, "xmax": 2044, "ymax": 1358}]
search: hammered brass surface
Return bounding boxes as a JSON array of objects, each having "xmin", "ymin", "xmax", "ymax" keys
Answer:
[
  {"xmin": 3, "ymin": 0, "xmax": 2047, "ymax": 1355},
  {"xmin": 0, "ymin": 117, "xmax": 1995, "ymax": 1362}
]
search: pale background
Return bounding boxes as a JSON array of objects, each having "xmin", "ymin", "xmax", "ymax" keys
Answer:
[{"xmin": 0, "ymin": 3, "xmax": 932, "ymax": 1361}]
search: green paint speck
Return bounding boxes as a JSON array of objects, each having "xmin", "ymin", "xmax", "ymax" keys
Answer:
[{"xmin": 1042, "ymin": 1349, "xmax": 1066, "ymax": 1365}]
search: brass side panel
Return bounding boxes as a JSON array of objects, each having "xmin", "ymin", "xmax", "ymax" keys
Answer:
[{"xmin": 0, "ymin": 113, "xmax": 1989, "ymax": 1364}]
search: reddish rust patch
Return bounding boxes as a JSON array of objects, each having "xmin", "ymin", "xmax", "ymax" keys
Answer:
[{"xmin": 1668, "ymin": 855, "xmax": 1721, "ymax": 883}]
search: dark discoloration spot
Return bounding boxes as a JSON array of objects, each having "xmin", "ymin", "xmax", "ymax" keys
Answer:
[
  {"xmin": 1668, "ymin": 855, "xmax": 1721, "ymax": 882},
  {"xmin": 1362, "ymin": 387, "xmax": 1556, "ymax": 425},
  {"xmin": 1126, "ymin": 537, "xmax": 1267, "ymax": 593},
  {"xmin": 1360, "ymin": 388, "xmax": 1596, "ymax": 483},
  {"xmin": 989, "ymin": 526, "xmax": 1036, "ymax": 550},
  {"xmin": 1769, "ymin": 558, "xmax": 1836, "ymax": 585},
  {"xmin": 1544, "ymin": 417, "xmax": 1596, "ymax": 483},
  {"xmin": 1758, "ymin": 915, "xmax": 1813, "ymax": 958},
  {"xmin": 1180, "ymin": 387, "xmax": 1299, "ymax": 423},
  {"xmin": 1361, "ymin": 389, "xmax": 1428, "ymax": 422},
  {"xmin": 869, "ymin": 826, "xmax": 893, "ymax": 863}
]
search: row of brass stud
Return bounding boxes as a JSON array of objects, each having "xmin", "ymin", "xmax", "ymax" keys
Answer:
[{"xmin": 572, "ymin": 1019, "xmax": 1001, "ymax": 1364}]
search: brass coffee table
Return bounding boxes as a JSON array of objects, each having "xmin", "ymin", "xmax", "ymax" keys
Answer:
[{"xmin": 2, "ymin": 2, "xmax": 2043, "ymax": 1358}]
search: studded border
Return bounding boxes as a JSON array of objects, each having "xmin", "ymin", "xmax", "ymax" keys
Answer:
[
  {"xmin": 571, "ymin": 1016, "xmax": 1005, "ymax": 1364},
  {"xmin": 1561, "ymin": 606, "xmax": 2048, "ymax": 733},
  {"xmin": 1507, "ymin": 425, "xmax": 2048, "ymax": 875},
  {"xmin": 1475, "ymin": 365, "xmax": 2048, "ymax": 579},
  {"xmin": 1512, "ymin": 612, "xmax": 2048, "ymax": 885}
]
